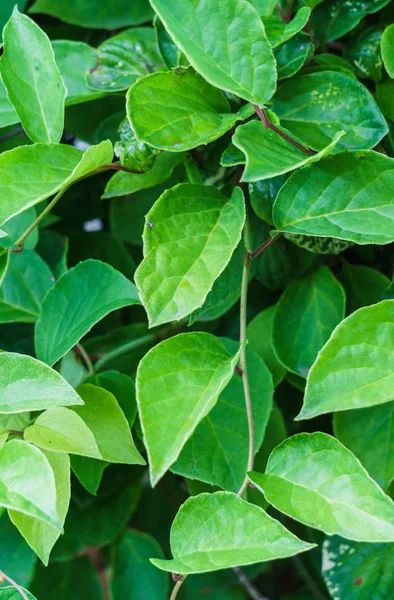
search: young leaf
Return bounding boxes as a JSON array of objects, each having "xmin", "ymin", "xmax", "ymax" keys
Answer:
[
  {"xmin": 337, "ymin": 263, "xmax": 389, "ymax": 314},
  {"xmin": 151, "ymin": 492, "xmax": 314, "ymax": 574},
  {"xmin": 9, "ymin": 450, "xmax": 70, "ymax": 565},
  {"xmin": 273, "ymin": 151, "xmax": 394, "ymax": 245},
  {"xmin": 172, "ymin": 339, "xmax": 273, "ymax": 492},
  {"xmin": 381, "ymin": 24, "xmax": 394, "ymax": 78},
  {"xmin": 0, "ymin": 440, "xmax": 61, "ymax": 530},
  {"xmin": 135, "ymin": 184, "xmax": 245, "ymax": 327},
  {"xmin": 322, "ymin": 535, "xmax": 394, "ymax": 600},
  {"xmin": 334, "ymin": 402, "xmax": 394, "ymax": 490},
  {"xmin": 0, "ymin": 352, "xmax": 82, "ymax": 414},
  {"xmin": 1, "ymin": 8, "xmax": 67, "ymax": 143},
  {"xmin": 127, "ymin": 69, "xmax": 254, "ymax": 152},
  {"xmin": 263, "ymin": 7, "xmax": 311, "ymax": 47},
  {"xmin": 272, "ymin": 72, "xmax": 387, "ymax": 151},
  {"xmin": 111, "ymin": 530, "xmax": 169, "ymax": 600},
  {"xmin": 34, "ymin": 259, "xmax": 141, "ymax": 366},
  {"xmin": 86, "ymin": 28, "xmax": 164, "ymax": 92},
  {"xmin": 232, "ymin": 120, "xmax": 343, "ymax": 181},
  {"xmin": 297, "ymin": 300, "xmax": 394, "ymax": 420},
  {"xmin": 247, "ymin": 304, "xmax": 287, "ymax": 386},
  {"xmin": 136, "ymin": 333, "xmax": 241, "ymax": 486},
  {"xmin": 249, "ymin": 432, "xmax": 394, "ymax": 542},
  {"xmin": 148, "ymin": 0, "xmax": 277, "ymax": 105},
  {"xmin": 272, "ymin": 267, "xmax": 345, "ymax": 377}
]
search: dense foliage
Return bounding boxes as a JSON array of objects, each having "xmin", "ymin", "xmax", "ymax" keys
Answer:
[{"xmin": 0, "ymin": 1, "xmax": 393, "ymax": 599}]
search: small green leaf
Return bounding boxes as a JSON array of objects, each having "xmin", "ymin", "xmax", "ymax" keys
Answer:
[
  {"xmin": 136, "ymin": 333, "xmax": 241, "ymax": 486},
  {"xmin": 35, "ymin": 259, "xmax": 141, "ymax": 366},
  {"xmin": 111, "ymin": 530, "xmax": 169, "ymax": 600},
  {"xmin": 149, "ymin": 0, "xmax": 277, "ymax": 105},
  {"xmin": 275, "ymin": 32, "xmax": 315, "ymax": 80},
  {"xmin": 272, "ymin": 267, "xmax": 345, "ymax": 377},
  {"xmin": 382, "ymin": 23, "xmax": 394, "ymax": 78},
  {"xmin": 247, "ymin": 304, "xmax": 287, "ymax": 386},
  {"xmin": 322, "ymin": 536, "xmax": 394, "ymax": 600},
  {"xmin": 334, "ymin": 402, "xmax": 394, "ymax": 490},
  {"xmin": 0, "ymin": 440, "xmax": 61, "ymax": 530},
  {"xmin": 232, "ymin": 121, "xmax": 343, "ymax": 182},
  {"xmin": 273, "ymin": 151, "xmax": 394, "ymax": 245},
  {"xmin": 345, "ymin": 26, "xmax": 383, "ymax": 82},
  {"xmin": 250, "ymin": 432, "xmax": 394, "ymax": 542},
  {"xmin": 151, "ymin": 491, "xmax": 314, "ymax": 574},
  {"xmin": 70, "ymin": 456, "xmax": 107, "ymax": 496},
  {"xmin": 87, "ymin": 28, "xmax": 164, "ymax": 92},
  {"xmin": 127, "ymin": 69, "xmax": 254, "ymax": 152},
  {"xmin": 0, "ymin": 588, "xmax": 36, "ymax": 600},
  {"xmin": 0, "ymin": 352, "xmax": 82, "ymax": 414},
  {"xmin": 1, "ymin": 8, "xmax": 67, "ymax": 143},
  {"xmin": 9, "ymin": 450, "xmax": 70, "ymax": 565},
  {"xmin": 272, "ymin": 72, "xmax": 387, "ymax": 151},
  {"xmin": 135, "ymin": 184, "xmax": 245, "ymax": 327},
  {"xmin": 297, "ymin": 300, "xmax": 394, "ymax": 420},
  {"xmin": 337, "ymin": 263, "xmax": 390, "ymax": 314},
  {"xmin": 263, "ymin": 7, "xmax": 311, "ymax": 47}
]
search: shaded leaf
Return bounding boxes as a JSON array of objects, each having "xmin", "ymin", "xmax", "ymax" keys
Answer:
[
  {"xmin": 0, "ymin": 512, "xmax": 36, "ymax": 588},
  {"xmin": 337, "ymin": 263, "xmax": 389, "ymax": 315},
  {"xmin": 275, "ymin": 32, "xmax": 314, "ymax": 80},
  {"xmin": 30, "ymin": 556, "xmax": 103, "ymax": 600},
  {"xmin": 382, "ymin": 23, "xmax": 394, "ymax": 78},
  {"xmin": 247, "ymin": 304, "xmax": 287, "ymax": 386}
]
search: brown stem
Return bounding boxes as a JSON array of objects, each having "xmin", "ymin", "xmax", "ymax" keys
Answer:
[
  {"xmin": 9, "ymin": 430, "xmax": 24, "ymax": 436},
  {"xmin": 253, "ymin": 105, "xmax": 315, "ymax": 156},
  {"xmin": 0, "ymin": 571, "xmax": 29, "ymax": 600},
  {"xmin": 170, "ymin": 576, "xmax": 186, "ymax": 600},
  {"xmin": 249, "ymin": 233, "xmax": 282, "ymax": 259},
  {"xmin": 233, "ymin": 567, "xmax": 270, "ymax": 600}
]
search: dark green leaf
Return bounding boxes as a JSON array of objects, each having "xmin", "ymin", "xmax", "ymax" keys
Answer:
[
  {"xmin": 31, "ymin": 556, "xmax": 103, "ymax": 600},
  {"xmin": 275, "ymin": 32, "xmax": 315, "ymax": 80},
  {"xmin": 345, "ymin": 26, "xmax": 383, "ymax": 82},
  {"xmin": 263, "ymin": 7, "xmax": 310, "ymax": 47},
  {"xmin": 337, "ymin": 263, "xmax": 390, "ymax": 314},
  {"xmin": 247, "ymin": 304, "xmax": 287, "ymax": 386},
  {"xmin": 0, "ymin": 512, "xmax": 36, "ymax": 589},
  {"xmin": 382, "ymin": 23, "xmax": 394, "ymax": 78}
]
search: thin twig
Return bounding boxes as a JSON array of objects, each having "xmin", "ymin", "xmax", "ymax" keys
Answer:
[
  {"xmin": 170, "ymin": 577, "xmax": 186, "ymax": 600},
  {"xmin": 0, "ymin": 571, "xmax": 29, "ymax": 600},
  {"xmin": 233, "ymin": 567, "xmax": 270, "ymax": 600},
  {"xmin": 249, "ymin": 233, "xmax": 282, "ymax": 259},
  {"xmin": 291, "ymin": 555, "xmax": 328, "ymax": 600},
  {"xmin": 237, "ymin": 251, "xmax": 254, "ymax": 497},
  {"xmin": 75, "ymin": 343, "xmax": 94, "ymax": 376},
  {"xmin": 253, "ymin": 105, "xmax": 315, "ymax": 156}
]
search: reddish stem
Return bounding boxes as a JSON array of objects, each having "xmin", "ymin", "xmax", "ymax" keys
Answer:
[
  {"xmin": 249, "ymin": 233, "xmax": 282, "ymax": 259},
  {"xmin": 253, "ymin": 105, "xmax": 315, "ymax": 156}
]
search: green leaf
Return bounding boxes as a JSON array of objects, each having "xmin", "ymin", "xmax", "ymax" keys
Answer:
[
  {"xmin": 151, "ymin": 491, "xmax": 314, "ymax": 574},
  {"xmin": 272, "ymin": 72, "xmax": 387, "ymax": 151},
  {"xmin": 263, "ymin": 7, "xmax": 311, "ymax": 47},
  {"xmin": 135, "ymin": 184, "xmax": 245, "ymax": 327},
  {"xmin": 127, "ymin": 70, "xmax": 254, "ymax": 152},
  {"xmin": 272, "ymin": 267, "xmax": 345, "ymax": 377},
  {"xmin": 172, "ymin": 339, "xmax": 273, "ymax": 492},
  {"xmin": 297, "ymin": 300, "xmax": 394, "ymax": 420},
  {"xmin": 86, "ymin": 28, "xmax": 164, "ymax": 92},
  {"xmin": 111, "ymin": 530, "xmax": 169, "ymax": 600},
  {"xmin": 30, "ymin": 556, "xmax": 103, "ymax": 600},
  {"xmin": 0, "ymin": 78, "xmax": 19, "ymax": 129},
  {"xmin": 148, "ymin": 0, "xmax": 277, "ymax": 105},
  {"xmin": 322, "ymin": 536, "xmax": 394, "ymax": 600},
  {"xmin": 154, "ymin": 16, "xmax": 185, "ymax": 69},
  {"xmin": 382, "ymin": 23, "xmax": 394, "ymax": 78},
  {"xmin": 345, "ymin": 26, "xmax": 383, "ymax": 83},
  {"xmin": 9, "ymin": 450, "xmax": 70, "ymax": 565},
  {"xmin": 70, "ymin": 456, "xmax": 107, "ymax": 496},
  {"xmin": 91, "ymin": 371, "xmax": 138, "ymax": 429},
  {"xmin": 0, "ymin": 512, "xmax": 36, "ymax": 588},
  {"xmin": 334, "ymin": 402, "xmax": 394, "ymax": 491},
  {"xmin": 0, "ymin": 352, "xmax": 82, "ymax": 414},
  {"xmin": 0, "ymin": 208, "xmax": 39, "ymax": 251},
  {"xmin": 136, "ymin": 332, "xmax": 241, "ymax": 486},
  {"xmin": 250, "ymin": 432, "xmax": 394, "ymax": 542},
  {"xmin": 35, "ymin": 259, "xmax": 141, "ymax": 366},
  {"xmin": 29, "ymin": 0, "xmax": 154, "ymax": 29},
  {"xmin": 0, "ymin": 588, "xmax": 36, "ymax": 600},
  {"xmin": 0, "ymin": 440, "xmax": 61, "ymax": 530},
  {"xmin": 273, "ymin": 151, "xmax": 394, "ymax": 245},
  {"xmin": 249, "ymin": 176, "xmax": 285, "ymax": 225},
  {"xmin": 103, "ymin": 152, "xmax": 185, "ymax": 198},
  {"xmin": 275, "ymin": 32, "xmax": 315, "ymax": 80},
  {"xmin": 1, "ymin": 8, "xmax": 67, "ymax": 143},
  {"xmin": 0, "ymin": 141, "xmax": 112, "ymax": 227},
  {"xmin": 376, "ymin": 79, "xmax": 394, "ymax": 121},
  {"xmin": 337, "ymin": 263, "xmax": 389, "ymax": 315},
  {"xmin": 247, "ymin": 304, "xmax": 287, "ymax": 386},
  {"xmin": 232, "ymin": 121, "xmax": 343, "ymax": 182},
  {"xmin": 284, "ymin": 234, "xmax": 353, "ymax": 256}
]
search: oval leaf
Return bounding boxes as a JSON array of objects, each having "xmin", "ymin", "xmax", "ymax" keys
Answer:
[
  {"xmin": 35, "ymin": 259, "xmax": 141, "ymax": 366},
  {"xmin": 151, "ymin": 491, "xmax": 314, "ymax": 574},
  {"xmin": 250, "ymin": 432, "xmax": 394, "ymax": 542},
  {"xmin": 297, "ymin": 300, "xmax": 394, "ymax": 420}
]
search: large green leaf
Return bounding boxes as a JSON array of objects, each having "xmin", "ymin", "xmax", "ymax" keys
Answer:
[
  {"xmin": 272, "ymin": 72, "xmax": 387, "ymax": 151},
  {"xmin": 273, "ymin": 151, "xmax": 394, "ymax": 245},
  {"xmin": 297, "ymin": 300, "xmax": 394, "ymax": 420},
  {"xmin": 30, "ymin": 0, "xmax": 154, "ymax": 28},
  {"xmin": 337, "ymin": 263, "xmax": 390, "ymax": 314},
  {"xmin": 334, "ymin": 402, "xmax": 394, "ymax": 490},
  {"xmin": 9, "ymin": 450, "xmax": 70, "ymax": 565},
  {"xmin": 1, "ymin": 8, "xmax": 67, "ymax": 143},
  {"xmin": 135, "ymin": 184, "xmax": 245, "ymax": 327},
  {"xmin": 0, "ymin": 141, "xmax": 113, "ymax": 227},
  {"xmin": 232, "ymin": 120, "xmax": 343, "ymax": 181},
  {"xmin": 151, "ymin": 492, "xmax": 313, "ymax": 574},
  {"xmin": 136, "ymin": 333, "xmax": 241, "ymax": 485},
  {"xmin": 87, "ymin": 28, "xmax": 164, "ymax": 92},
  {"xmin": 35, "ymin": 259, "xmax": 141, "ymax": 366},
  {"xmin": 322, "ymin": 535, "xmax": 394, "ymax": 600},
  {"xmin": 111, "ymin": 530, "xmax": 169, "ymax": 600},
  {"xmin": 0, "ymin": 352, "xmax": 82, "ymax": 414},
  {"xmin": 0, "ymin": 440, "xmax": 61, "ymax": 529},
  {"xmin": 250, "ymin": 432, "xmax": 394, "ymax": 542},
  {"xmin": 127, "ymin": 69, "xmax": 254, "ymax": 152},
  {"xmin": 172, "ymin": 339, "xmax": 273, "ymax": 492},
  {"xmin": 382, "ymin": 23, "xmax": 394, "ymax": 78},
  {"xmin": 272, "ymin": 267, "xmax": 345, "ymax": 377},
  {"xmin": 263, "ymin": 7, "xmax": 310, "ymax": 47},
  {"xmin": 149, "ymin": 0, "xmax": 277, "ymax": 105}
]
